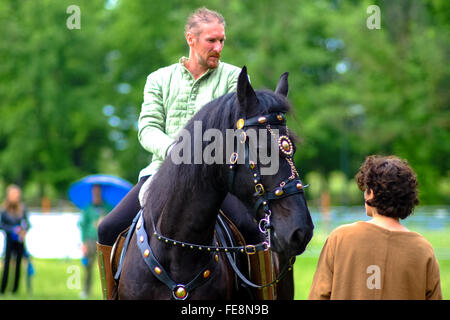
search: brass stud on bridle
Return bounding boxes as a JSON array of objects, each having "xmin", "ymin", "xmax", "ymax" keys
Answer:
[
  {"xmin": 278, "ymin": 135, "xmax": 294, "ymax": 157},
  {"xmin": 258, "ymin": 116, "xmax": 267, "ymax": 124},
  {"xmin": 154, "ymin": 266, "xmax": 162, "ymax": 275},
  {"xmin": 282, "ymin": 140, "xmax": 290, "ymax": 152},
  {"xmin": 274, "ymin": 188, "xmax": 284, "ymax": 197},
  {"xmin": 174, "ymin": 286, "xmax": 188, "ymax": 300},
  {"xmin": 236, "ymin": 118, "xmax": 245, "ymax": 129}
]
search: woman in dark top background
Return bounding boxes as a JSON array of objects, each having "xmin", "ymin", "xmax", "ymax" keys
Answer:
[{"xmin": 0, "ymin": 184, "xmax": 30, "ymax": 294}]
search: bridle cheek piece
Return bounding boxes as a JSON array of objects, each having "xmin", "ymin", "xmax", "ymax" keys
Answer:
[{"xmin": 228, "ymin": 112, "xmax": 308, "ymax": 248}]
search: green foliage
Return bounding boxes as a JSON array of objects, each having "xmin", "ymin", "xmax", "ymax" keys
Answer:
[
  {"xmin": 0, "ymin": 0, "xmax": 112, "ymax": 197},
  {"xmin": 0, "ymin": 0, "xmax": 448, "ymax": 205}
]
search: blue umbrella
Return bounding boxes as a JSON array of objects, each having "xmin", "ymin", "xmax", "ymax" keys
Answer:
[{"xmin": 68, "ymin": 174, "xmax": 133, "ymax": 210}]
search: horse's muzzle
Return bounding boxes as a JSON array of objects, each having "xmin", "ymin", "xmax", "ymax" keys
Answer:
[{"xmin": 272, "ymin": 228, "xmax": 312, "ymax": 257}]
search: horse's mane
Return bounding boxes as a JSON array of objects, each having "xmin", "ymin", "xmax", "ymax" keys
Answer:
[{"xmin": 144, "ymin": 90, "xmax": 291, "ymax": 216}]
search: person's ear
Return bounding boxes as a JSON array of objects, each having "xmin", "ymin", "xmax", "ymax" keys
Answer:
[
  {"xmin": 186, "ymin": 31, "xmax": 195, "ymax": 47},
  {"xmin": 364, "ymin": 189, "xmax": 374, "ymax": 205}
]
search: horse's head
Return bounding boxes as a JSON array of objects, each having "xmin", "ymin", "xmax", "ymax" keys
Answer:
[{"xmin": 227, "ymin": 67, "xmax": 314, "ymax": 257}]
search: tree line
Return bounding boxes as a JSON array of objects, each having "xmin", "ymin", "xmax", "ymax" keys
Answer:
[{"xmin": 0, "ymin": 0, "xmax": 448, "ymax": 206}]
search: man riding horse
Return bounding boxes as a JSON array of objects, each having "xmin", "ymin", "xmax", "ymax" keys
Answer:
[
  {"xmin": 97, "ymin": 7, "xmax": 313, "ymax": 300},
  {"xmin": 97, "ymin": 7, "xmax": 243, "ymax": 299}
]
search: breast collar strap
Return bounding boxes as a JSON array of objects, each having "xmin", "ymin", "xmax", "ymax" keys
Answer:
[
  {"xmin": 134, "ymin": 210, "xmax": 215, "ymax": 300},
  {"xmin": 115, "ymin": 208, "xmax": 297, "ymax": 299}
]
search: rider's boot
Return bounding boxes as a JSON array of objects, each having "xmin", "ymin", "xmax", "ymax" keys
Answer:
[{"xmin": 96, "ymin": 242, "xmax": 116, "ymax": 300}]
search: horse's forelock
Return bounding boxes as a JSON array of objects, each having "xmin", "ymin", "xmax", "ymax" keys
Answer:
[
  {"xmin": 255, "ymin": 90, "xmax": 291, "ymax": 115},
  {"xmin": 183, "ymin": 90, "xmax": 290, "ymax": 134}
]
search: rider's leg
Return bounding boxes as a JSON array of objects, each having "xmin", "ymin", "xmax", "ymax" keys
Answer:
[
  {"xmin": 96, "ymin": 175, "xmax": 149, "ymax": 299},
  {"xmin": 96, "ymin": 242, "xmax": 113, "ymax": 299},
  {"xmin": 97, "ymin": 176, "xmax": 149, "ymax": 246}
]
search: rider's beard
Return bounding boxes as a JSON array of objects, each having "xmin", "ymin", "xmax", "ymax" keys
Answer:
[{"xmin": 196, "ymin": 51, "xmax": 221, "ymax": 69}]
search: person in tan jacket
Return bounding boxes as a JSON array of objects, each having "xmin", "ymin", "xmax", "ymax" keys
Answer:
[{"xmin": 309, "ymin": 155, "xmax": 442, "ymax": 300}]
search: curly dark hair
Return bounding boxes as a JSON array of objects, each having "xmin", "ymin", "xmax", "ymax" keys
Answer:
[{"xmin": 355, "ymin": 155, "xmax": 419, "ymax": 219}]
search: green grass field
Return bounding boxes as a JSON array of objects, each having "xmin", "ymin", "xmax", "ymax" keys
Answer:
[
  {"xmin": 0, "ymin": 258, "xmax": 103, "ymax": 300},
  {"xmin": 1, "ymin": 226, "xmax": 448, "ymax": 300}
]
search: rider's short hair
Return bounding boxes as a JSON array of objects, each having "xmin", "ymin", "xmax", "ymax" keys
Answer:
[{"xmin": 185, "ymin": 7, "xmax": 225, "ymax": 36}]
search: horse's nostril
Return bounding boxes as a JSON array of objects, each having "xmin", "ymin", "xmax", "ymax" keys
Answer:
[
  {"xmin": 290, "ymin": 229, "xmax": 305, "ymax": 245},
  {"xmin": 289, "ymin": 229, "xmax": 308, "ymax": 255}
]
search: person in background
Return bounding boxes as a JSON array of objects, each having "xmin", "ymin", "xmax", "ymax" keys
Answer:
[
  {"xmin": 0, "ymin": 184, "xmax": 30, "ymax": 295},
  {"xmin": 309, "ymin": 155, "xmax": 442, "ymax": 300},
  {"xmin": 79, "ymin": 184, "xmax": 112, "ymax": 299}
]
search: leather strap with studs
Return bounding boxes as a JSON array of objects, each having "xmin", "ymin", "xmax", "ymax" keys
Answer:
[{"xmin": 135, "ymin": 210, "xmax": 215, "ymax": 300}]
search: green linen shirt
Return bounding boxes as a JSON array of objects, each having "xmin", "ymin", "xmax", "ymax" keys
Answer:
[{"xmin": 138, "ymin": 57, "xmax": 241, "ymax": 179}]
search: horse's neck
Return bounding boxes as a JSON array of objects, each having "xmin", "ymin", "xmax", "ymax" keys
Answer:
[
  {"xmin": 161, "ymin": 193, "xmax": 222, "ymax": 245},
  {"xmin": 147, "ymin": 166, "xmax": 225, "ymax": 247}
]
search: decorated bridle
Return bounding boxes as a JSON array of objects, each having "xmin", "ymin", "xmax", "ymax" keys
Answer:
[{"xmin": 228, "ymin": 111, "xmax": 307, "ymax": 249}]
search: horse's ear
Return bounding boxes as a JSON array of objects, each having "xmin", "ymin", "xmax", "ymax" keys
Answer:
[
  {"xmin": 237, "ymin": 66, "xmax": 258, "ymax": 116},
  {"xmin": 275, "ymin": 72, "xmax": 289, "ymax": 97}
]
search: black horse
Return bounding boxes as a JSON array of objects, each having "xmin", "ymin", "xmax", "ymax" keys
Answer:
[{"xmin": 117, "ymin": 67, "xmax": 314, "ymax": 299}]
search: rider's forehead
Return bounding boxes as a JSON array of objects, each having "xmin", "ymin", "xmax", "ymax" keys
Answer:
[{"xmin": 196, "ymin": 22, "xmax": 226, "ymax": 39}]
